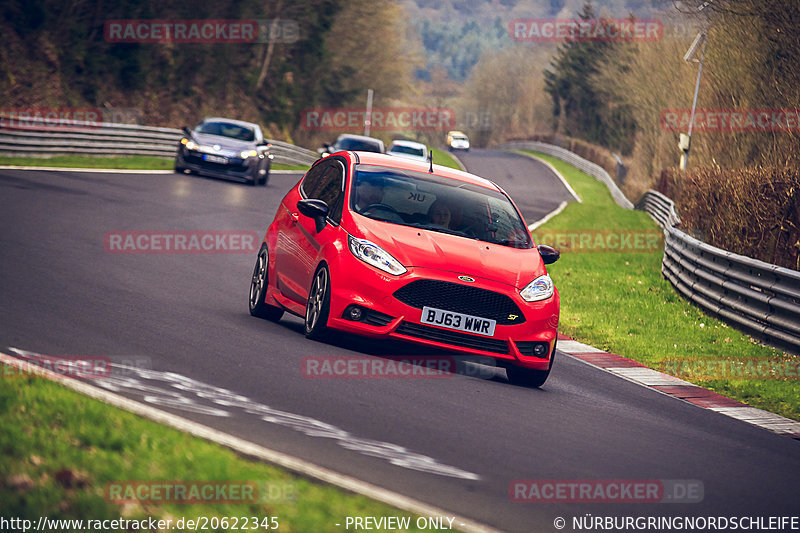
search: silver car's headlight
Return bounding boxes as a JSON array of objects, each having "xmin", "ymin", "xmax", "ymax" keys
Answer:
[
  {"xmin": 520, "ymin": 274, "xmax": 554, "ymax": 302},
  {"xmin": 348, "ymin": 235, "xmax": 407, "ymax": 276},
  {"xmin": 181, "ymin": 138, "xmax": 198, "ymax": 151},
  {"xmin": 240, "ymin": 149, "xmax": 258, "ymax": 159}
]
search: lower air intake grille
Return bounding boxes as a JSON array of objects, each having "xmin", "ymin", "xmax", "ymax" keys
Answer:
[{"xmin": 395, "ymin": 321, "xmax": 509, "ymax": 354}]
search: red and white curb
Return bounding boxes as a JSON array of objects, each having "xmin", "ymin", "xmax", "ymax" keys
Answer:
[{"xmin": 557, "ymin": 335, "xmax": 800, "ymax": 440}]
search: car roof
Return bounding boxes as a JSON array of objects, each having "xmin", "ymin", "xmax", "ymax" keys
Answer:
[
  {"xmin": 336, "ymin": 133, "xmax": 383, "ymax": 143},
  {"xmin": 201, "ymin": 117, "xmax": 259, "ymax": 129},
  {"xmin": 352, "ymin": 152, "xmax": 498, "ymax": 192},
  {"xmin": 389, "ymin": 140, "xmax": 427, "ymax": 150}
]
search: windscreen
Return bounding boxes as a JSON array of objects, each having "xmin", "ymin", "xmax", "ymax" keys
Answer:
[
  {"xmin": 336, "ymin": 138, "xmax": 382, "ymax": 152},
  {"xmin": 196, "ymin": 121, "xmax": 255, "ymax": 141},
  {"xmin": 390, "ymin": 145, "xmax": 425, "ymax": 156},
  {"xmin": 350, "ymin": 165, "xmax": 532, "ymax": 249}
]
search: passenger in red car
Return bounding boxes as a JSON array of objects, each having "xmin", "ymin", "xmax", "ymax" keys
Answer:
[{"xmin": 428, "ymin": 200, "xmax": 453, "ymax": 229}]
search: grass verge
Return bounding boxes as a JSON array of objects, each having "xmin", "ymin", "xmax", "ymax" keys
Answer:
[
  {"xmin": 429, "ymin": 148, "xmax": 463, "ymax": 170},
  {"xmin": 522, "ymin": 150, "xmax": 798, "ymax": 422},
  {"xmin": 0, "ymin": 375, "xmax": 432, "ymax": 532},
  {"xmin": 0, "ymin": 156, "xmax": 309, "ymax": 171}
]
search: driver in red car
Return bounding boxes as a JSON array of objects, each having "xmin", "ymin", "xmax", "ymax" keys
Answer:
[{"xmin": 354, "ymin": 176, "xmax": 385, "ymax": 212}]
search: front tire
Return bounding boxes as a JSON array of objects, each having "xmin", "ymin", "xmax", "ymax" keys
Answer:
[
  {"xmin": 260, "ymin": 160, "xmax": 270, "ymax": 186},
  {"xmin": 304, "ymin": 265, "xmax": 331, "ymax": 340},
  {"xmin": 174, "ymin": 155, "xmax": 187, "ymax": 174},
  {"xmin": 249, "ymin": 245, "xmax": 284, "ymax": 321},
  {"xmin": 506, "ymin": 341, "xmax": 556, "ymax": 387}
]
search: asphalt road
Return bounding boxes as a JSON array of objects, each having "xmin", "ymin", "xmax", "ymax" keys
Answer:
[
  {"xmin": 1, "ymin": 151, "xmax": 798, "ymax": 532},
  {"xmin": 454, "ymin": 148, "xmax": 574, "ymax": 223}
]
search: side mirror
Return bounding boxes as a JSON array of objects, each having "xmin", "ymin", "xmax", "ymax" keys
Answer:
[
  {"xmin": 297, "ymin": 199, "xmax": 329, "ymax": 233},
  {"xmin": 537, "ymin": 244, "xmax": 560, "ymax": 265},
  {"xmin": 182, "ymin": 126, "xmax": 192, "ymax": 137}
]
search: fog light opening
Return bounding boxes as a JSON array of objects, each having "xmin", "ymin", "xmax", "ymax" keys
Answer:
[
  {"xmin": 533, "ymin": 342, "xmax": 548, "ymax": 357},
  {"xmin": 344, "ymin": 305, "xmax": 365, "ymax": 322}
]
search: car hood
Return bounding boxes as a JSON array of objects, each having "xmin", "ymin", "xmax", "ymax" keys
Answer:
[
  {"xmin": 351, "ymin": 216, "xmax": 543, "ymax": 288},
  {"xmin": 192, "ymin": 132, "xmax": 254, "ymax": 154}
]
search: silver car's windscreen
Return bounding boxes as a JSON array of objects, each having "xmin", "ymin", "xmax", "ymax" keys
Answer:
[{"xmin": 196, "ymin": 121, "xmax": 255, "ymax": 142}]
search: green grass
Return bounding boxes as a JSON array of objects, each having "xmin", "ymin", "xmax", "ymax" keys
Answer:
[
  {"xmin": 521, "ymin": 150, "xmax": 799, "ymax": 421},
  {"xmin": 0, "ymin": 155, "xmax": 309, "ymax": 171},
  {"xmin": 0, "ymin": 376, "xmax": 434, "ymax": 532},
  {"xmin": 430, "ymin": 148, "xmax": 463, "ymax": 170},
  {"xmin": 0, "ymin": 155, "xmax": 174, "ymax": 169}
]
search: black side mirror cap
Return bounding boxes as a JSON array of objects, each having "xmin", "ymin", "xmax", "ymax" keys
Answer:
[
  {"xmin": 537, "ymin": 244, "xmax": 560, "ymax": 265},
  {"xmin": 297, "ymin": 199, "xmax": 330, "ymax": 233}
]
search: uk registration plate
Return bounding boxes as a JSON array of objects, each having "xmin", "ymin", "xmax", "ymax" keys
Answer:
[
  {"xmin": 203, "ymin": 154, "xmax": 228, "ymax": 164},
  {"xmin": 420, "ymin": 306, "xmax": 497, "ymax": 337}
]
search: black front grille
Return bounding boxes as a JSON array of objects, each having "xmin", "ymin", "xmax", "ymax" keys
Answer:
[
  {"xmin": 393, "ymin": 279, "xmax": 524, "ymax": 325},
  {"xmin": 395, "ymin": 321, "xmax": 510, "ymax": 354},
  {"xmin": 363, "ymin": 310, "xmax": 394, "ymax": 327}
]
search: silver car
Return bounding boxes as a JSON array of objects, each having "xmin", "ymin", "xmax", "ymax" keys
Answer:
[{"xmin": 175, "ymin": 117, "xmax": 273, "ymax": 186}]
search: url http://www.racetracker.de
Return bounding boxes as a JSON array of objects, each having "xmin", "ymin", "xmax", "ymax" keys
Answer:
[
  {"xmin": 555, "ymin": 515, "xmax": 799, "ymax": 531},
  {"xmin": 1, "ymin": 515, "xmax": 280, "ymax": 532}
]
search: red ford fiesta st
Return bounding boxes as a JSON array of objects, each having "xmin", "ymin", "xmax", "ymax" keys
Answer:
[{"xmin": 249, "ymin": 151, "xmax": 560, "ymax": 386}]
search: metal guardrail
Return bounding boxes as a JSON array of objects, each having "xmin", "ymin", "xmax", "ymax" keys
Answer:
[
  {"xmin": 0, "ymin": 115, "xmax": 318, "ymax": 167},
  {"xmin": 638, "ymin": 190, "xmax": 800, "ymax": 354},
  {"xmin": 499, "ymin": 138, "xmax": 798, "ymax": 352},
  {"xmin": 499, "ymin": 140, "xmax": 634, "ymax": 209}
]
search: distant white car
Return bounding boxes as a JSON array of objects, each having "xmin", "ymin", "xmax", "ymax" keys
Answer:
[
  {"xmin": 446, "ymin": 130, "xmax": 470, "ymax": 151},
  {"xmin": 387, "ymin": 140, "xmax": 429, "ymax": 161}
]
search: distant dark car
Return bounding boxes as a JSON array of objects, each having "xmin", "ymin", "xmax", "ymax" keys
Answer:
[
  {"xmin": 319, "ymin": 134, "xmax": 385, "ymax": 157},
  {"xmin": 175, "ymin": 117, "xmax": 273, "ymax": 186}
]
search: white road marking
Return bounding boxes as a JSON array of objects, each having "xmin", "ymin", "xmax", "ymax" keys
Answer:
[
  {"xmin": 1, "ymin": 349, "xmax": 498, "ymax": 533},
  {"xmin": 4, "ymin": 348, "xmax": 479, "ymax": 481}
]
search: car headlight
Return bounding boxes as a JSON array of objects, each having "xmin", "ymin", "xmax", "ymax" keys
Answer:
[
  {"xmin": 180, "ymin": 138, "xmax": 198, "ymax": 151},
  {"xmin": 348, "ymin": 235, "xmax": 407, "ymax": 276},
  {"xmin": 240, "ymin": 149, "xmax": 258, "ymax": 159},
  {"xmin": 520, "ymin": 275, "xmax": 554, "ymax": 302}
]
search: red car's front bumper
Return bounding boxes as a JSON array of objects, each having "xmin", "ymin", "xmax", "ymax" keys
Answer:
[{"xmin": 324, "ymin": 261, "xmax": 559, "ymax": 370}]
